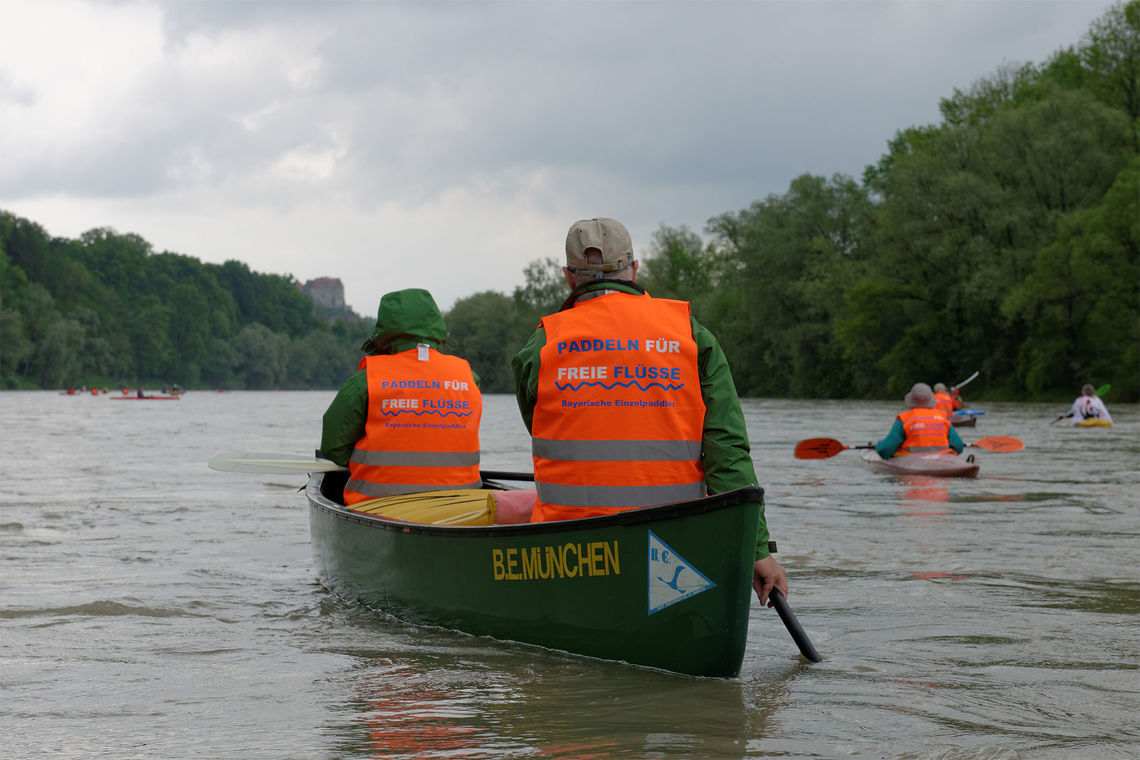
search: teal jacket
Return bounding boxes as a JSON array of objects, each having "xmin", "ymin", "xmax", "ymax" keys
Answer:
[
  {"xmin": 321, "ymin": 289, "xmax": 479, "ymax": 466},
  {"xmin": 511, "ymin": 282, "xmax": 772, "ymax": 559}
]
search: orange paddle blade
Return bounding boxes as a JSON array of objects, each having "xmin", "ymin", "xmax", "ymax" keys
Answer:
[
  {"xmin": 971, "ymin": 436, "xmax": 1024, "ymax": 453},
  {"xmin": 794, "ymin": 438, "xmax": 848, "ymax": 459}
]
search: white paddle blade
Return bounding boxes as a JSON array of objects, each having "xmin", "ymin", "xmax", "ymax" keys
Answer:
[
  {"xmin": 208, "ymin": 451, "xmax": 347, "ymax": 474},
  {"xmin": 953, "ymin": 371, "xmax": 980, "ymax": 390}
]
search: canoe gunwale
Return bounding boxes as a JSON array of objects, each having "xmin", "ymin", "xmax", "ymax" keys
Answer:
[{"xmin": 307, "ymin": 471, "xmax": 765, "ymax": 537}]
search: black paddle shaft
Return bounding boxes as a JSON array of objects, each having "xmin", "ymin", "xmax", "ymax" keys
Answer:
[{"xmin": 770, "ymin": 589, "xmax": 822, "ymax": 663}]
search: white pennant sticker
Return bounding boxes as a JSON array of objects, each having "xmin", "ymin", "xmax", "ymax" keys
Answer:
[{"xmin": 647, "ymin": 530, "xmax": 715, "ymax": 614}]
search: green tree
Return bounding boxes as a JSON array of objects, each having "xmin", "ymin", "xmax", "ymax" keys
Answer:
[
  {"xmin": 512, "ymin": 257, "xmax": 566, "ymax": 329},
  {"xmin": 1002, "ymin": 157, "xmax": 1140, "ymax": 396},
  {"xmin": 704, "ymin": 173, "xmax": 872, "ymax": 397},
  {"xmin": 851, "ymin": 85, "xmax": 1130, "ymax": 398},
  {"xmin": 1081, "ymin": 0, "xmax": 1140, "ymax": 134},
  {"xmin": 639, "ymin": 225, "xmax": 712, "ymax": 303},
  {"xmin": 230, "ymin": 323, "xmax": 289, "ymax": 389},
  {"xmin": 446, "ymin": 291, "xmax": 530, "ymax": 393}
]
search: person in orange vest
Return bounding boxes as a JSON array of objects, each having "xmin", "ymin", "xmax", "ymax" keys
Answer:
[
  {"xmin": 875, "ymin": 382, "xmax": 965, "ymax": 459},
  {"xmin": 932, "ymin": 382, "xmax": 958, "ymax": 414},
  {"xmin": 511, "ymin": 217, "xmax": 788, "ymax": 607},
  {"xmin": 320, "ymin": 288, "xmax": 482, "ymax": 506}
]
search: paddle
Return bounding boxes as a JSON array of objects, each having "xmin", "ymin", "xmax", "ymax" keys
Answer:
[
  {"xmin": 208, "ymin": 451, "xmax": 536, "ymax": 482},
  {"xmin": 208, "ymin": 451, "xmax": 346, "ymax": 473},
  {"xmin": 770, "ymin": 589, "xmax": 822, "ymax": 663},
  {"xmin": 970, "ymin": 436, "xmax": 1024, "ymax": 452},
  {"xmin": 952, "ymin": 371, "xmax": 979, "ymax": 391},
  {"xmin": 793, "ymin": 436, "xmax": 1023, "ymax": 459},
  {"xmin": 793, "ymin": 438, "xmax": 873, "ymax": 459}
]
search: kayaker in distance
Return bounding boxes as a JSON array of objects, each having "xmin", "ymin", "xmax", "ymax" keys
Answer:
[
  {"xmin": 320, "ymin": 288, "xmax": 483, "ymax": 505},
  {"xmin": 1058, "ymin": 384, "xmax": 1113, "ymax": 425},
  {"xmin": 933, "ymin": 382, "xmax": 961, "ymax": 412},
  {"xmin": 511, "ymin": 217, "xmax": 788, "ymax": 607},
  {"xmin": 875, "ymin": 382, "xmax": 966, "ymax": 459}
]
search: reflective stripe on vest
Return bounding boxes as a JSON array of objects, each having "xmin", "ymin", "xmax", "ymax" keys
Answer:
[
  {"xmin": 344, "ymin": 348, "xmax": 482, "ymax": 505},
  {"xmin": 531, "ymin": 293, "xmax": 706, "ymax": 521},
  {"xmin": 896, "ymin": 407, "xmax": 953, "ymax": 456},
  {"xmin": 532, "ymin": 438, "xmax": 702, "ymax": 462}
]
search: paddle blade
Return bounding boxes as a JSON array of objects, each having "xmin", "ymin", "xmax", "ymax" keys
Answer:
[
  {"xmin": 352, "ymin": 489, "xmax": 495, "ymax": 526},
  {"xmin": 971, "ymin": 436, "xmax": 1024, "ymax": 453},
  {"xmin": 794, "ymin": 438, "xmax": 848, "ymax": 459},
  {"xmin": 1096, "ymin": 383, "xmax": 1111, "ymax": 396},
  {"xmin": 952, "ymin": 370, "xmax": 980, "ymax": 391},
  {"xmin": 208, "ymin": 451, "xmax": 347, "ymax": 474}
]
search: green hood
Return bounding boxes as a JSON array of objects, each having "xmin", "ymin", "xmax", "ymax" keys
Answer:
[{"xmin": 362, "ymin": 288, "xmax": 448, "ymax": 354}]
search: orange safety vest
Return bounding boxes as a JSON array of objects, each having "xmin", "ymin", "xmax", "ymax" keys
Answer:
[
  {"xmin": 530, "ymin": 292, "xmax": 706, "ymax": 521},
  {"xmin": 895, "ymin": 407, "xmax": 954, "ymax": 456},
  {"xmin": 344, "ymin": 347, "xmax": 482, "ymax": 505},
  {"xmin": 933, "ymin": 392, "xmax": 955, "ymax": 412}
]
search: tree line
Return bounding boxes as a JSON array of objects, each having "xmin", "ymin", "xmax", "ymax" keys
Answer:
[{"xmin": 2, "ymin": 2, "xmax": 1137, "ymax": 400}]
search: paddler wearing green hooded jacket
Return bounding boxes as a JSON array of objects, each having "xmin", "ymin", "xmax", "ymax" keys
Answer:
[{"xmin": 321, "ymin": 288, "xmax": 482, "ymax": 503}]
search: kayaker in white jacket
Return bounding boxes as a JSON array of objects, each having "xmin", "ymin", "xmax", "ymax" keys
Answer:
[{"xmin": 1063, "ymin": 384, "xmax": 1113, "ymax": 424}]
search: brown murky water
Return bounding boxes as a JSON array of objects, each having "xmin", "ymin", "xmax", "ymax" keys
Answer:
[{"xmin": 3, "ymin": 391, "xmax": 1137, "ymax": 759}]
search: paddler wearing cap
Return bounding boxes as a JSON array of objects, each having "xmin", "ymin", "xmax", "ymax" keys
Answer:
[
  {"xmin": 320, "ymin": 288, "xmax": 483, "ymax": 506},
  {"xmin": 875, "ymin": 382, "xmax": 966, "ymax": 459},
  {"xmin": 510, "ymin": 217, "xmax": 788, "ymax": 608}
]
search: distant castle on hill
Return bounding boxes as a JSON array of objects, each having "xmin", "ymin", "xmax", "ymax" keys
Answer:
[{"xmin": 296, "ymin": 277, "xmax": 363, "ymax": 324}]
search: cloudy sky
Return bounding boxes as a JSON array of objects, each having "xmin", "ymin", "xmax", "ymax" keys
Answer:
[{"xmin": 0, "ymin": 0, "xmax": 1115, "ymax": 316}]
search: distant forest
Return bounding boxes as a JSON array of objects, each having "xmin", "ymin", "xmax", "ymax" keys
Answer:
[{"xmin": 2, "ymin": 2, "xmax": 1137, "ymax": 401}]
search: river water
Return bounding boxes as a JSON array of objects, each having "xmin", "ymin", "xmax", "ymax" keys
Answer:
[{"xmin": 2, "ymin": 390, "xmax": 1137, "ymax": 759}]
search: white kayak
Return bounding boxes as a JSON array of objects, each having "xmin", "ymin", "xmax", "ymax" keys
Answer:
[{"xmin": 858, "ymin": 449, "xmax": 980, "ymax": 478}]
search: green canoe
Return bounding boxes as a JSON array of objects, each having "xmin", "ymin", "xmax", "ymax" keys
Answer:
[{"xmin": 306, "ymin": 470, "xmax": 764, "ymax": 677}]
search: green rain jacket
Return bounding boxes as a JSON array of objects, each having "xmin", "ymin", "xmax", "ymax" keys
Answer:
[
  {"xmin": 510, "ymin": 281, "xmax": 772, "ymax": 559},
  {"xmin": 321, "ymin": 288, "xmax": 480, "ymax": 466}
]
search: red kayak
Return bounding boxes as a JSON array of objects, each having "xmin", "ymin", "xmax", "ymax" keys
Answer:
[{"xmin": 858, "ymin": 449, "xmax": 979, "ymax": 478}]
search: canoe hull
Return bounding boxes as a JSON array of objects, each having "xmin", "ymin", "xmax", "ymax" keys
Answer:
[
  {"xmin": 306, "ymin": 472, "xmax": 762, "ymax": 677},
  {"xmin": 950, "ymin": 414, "xmax": 976, "ymax": 427},
  {"xmin": 858, "ymin": 449, "xmax": 979, "ymax": 478},
  {"xmin": 1075, "ymin": 418, "xmax": 1111, "ymax": 427}
]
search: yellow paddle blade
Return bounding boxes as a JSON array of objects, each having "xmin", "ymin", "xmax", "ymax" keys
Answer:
[{"xmin": 351, "ymin": 489, "xmax": 495, "ymax": 526}]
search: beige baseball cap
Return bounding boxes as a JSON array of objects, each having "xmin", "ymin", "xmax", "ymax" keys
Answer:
[{"xmin": 565, "ymin": 218, "xmax": 635, "ymax": 274}]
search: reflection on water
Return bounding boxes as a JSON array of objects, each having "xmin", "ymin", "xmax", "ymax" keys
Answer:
[
  {"xmin": 317, "ymin": 613, "xmax": 785, "ymax": 759},
  {"xmin": 1, "ymin": 392, "xmax": 1138, "ymax": 758}
]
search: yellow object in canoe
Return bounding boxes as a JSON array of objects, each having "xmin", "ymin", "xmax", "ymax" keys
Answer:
[
  {"xmin": 1076, "ymin": 418, "xmax": 1112, "ymax": 427},
  {"xmin": 349, "ymin": 489, "xmax": 495, "ymax": 525}
]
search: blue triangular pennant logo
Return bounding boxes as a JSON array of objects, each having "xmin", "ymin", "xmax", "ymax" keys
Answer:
[{"xmin": 647, "ymin": 530, "xmax": 716, "ymax": 614}]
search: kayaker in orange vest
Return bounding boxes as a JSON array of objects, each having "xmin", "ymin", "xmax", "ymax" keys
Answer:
[
  {"xmin": 875, "ymin": 382, "xmax": 965, "ymax": 459},
  {"xmin": 320, "ymin": 288, "xmax": 483, "ymax": 506},
  {"xmin": 512, "ymin": 217, "xmax": 788, "ymax": 607},
  {"xmin": 932, "ymin": 383, "xmax": 958, "ymax": 414}
]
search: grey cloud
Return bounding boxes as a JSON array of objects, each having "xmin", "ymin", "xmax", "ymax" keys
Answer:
[
  {"xmin": 0, "ymin": 70, "xmax": 36, "ymax": 106},
  {"xmin": 3, "ymin": 0, "xmax": 1117, "ymax": 256}
]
